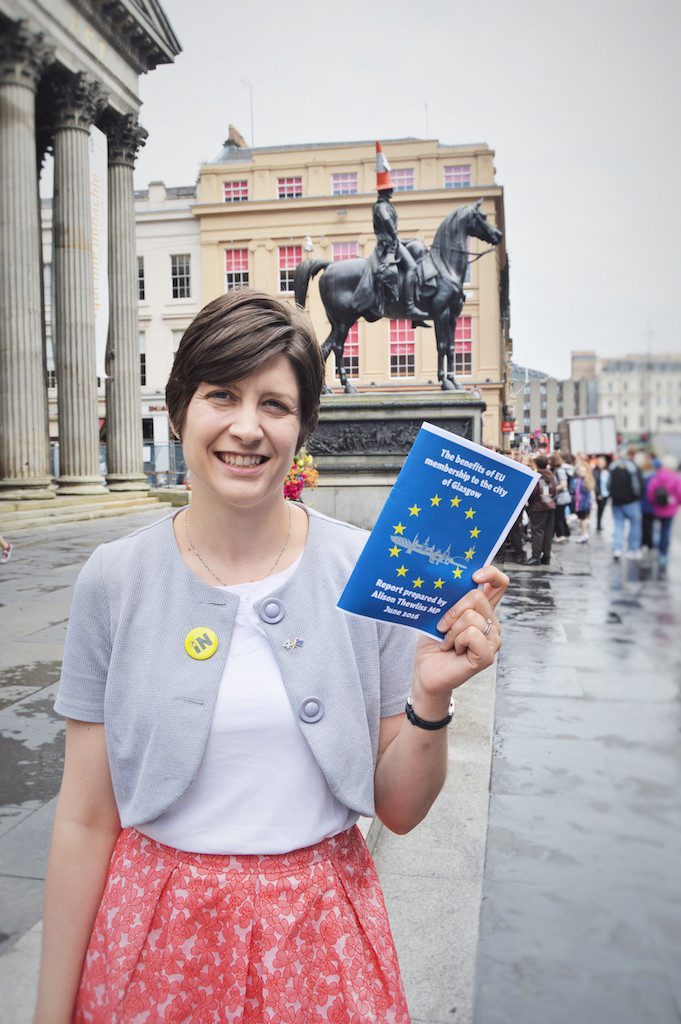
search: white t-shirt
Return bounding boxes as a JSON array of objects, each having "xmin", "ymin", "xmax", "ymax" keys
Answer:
[{"xmin": 137, "ymin": 556, "xmax": 357, "ymax": 854}]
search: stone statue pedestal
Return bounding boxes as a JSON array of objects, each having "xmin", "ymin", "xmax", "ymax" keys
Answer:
[{"xmin": 305, "ymin": 391, "xmax": 485, "ymax": 530}]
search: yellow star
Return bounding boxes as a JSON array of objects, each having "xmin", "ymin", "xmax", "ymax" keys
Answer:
[
  {"xmin": 393, "ymin": 522, "xmax": 406, "ymax": 535},
  {"xmin": 408, "ymin": 503, "xmax": 422, "ymax": 517},
  {"xmin": 389, "ymin": 545, "xmax": 400, "ymax": 557},
  {"xmin": 465, "ymin": 507, "xmax": 476, "ymax": 519},
  {"xmin": 434, "ymin": 578, "xmax": 445, "ymax": 589},
  {"xmin": 413, "ymin": 577, "xmax": 424, "ymax": 588},
  {"xmin": 470, "ymin": 527, "xmax": 481, "ymax": 538},
  {"xmin": 430, "ymin": 495, "xmax": 442, "ymax": 507},
  {"xmin": 464, "ymin": 547, "xmax": 475, "ymax": 560},
  {"xmin": 452, "ymin": 567, "xmax": 464, "ymax": 579},
  {"xmin": 396, "ymin": 565, "xmax": 408, "ymax": 577},
  {"xmin": 450, "ymin": 496, "xmax": 461, "ymax": 508}
]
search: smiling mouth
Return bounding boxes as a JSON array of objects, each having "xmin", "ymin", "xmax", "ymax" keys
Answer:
[{"xmin": 214, "ymin": 452, "xmax": 269, "ymax": 467}]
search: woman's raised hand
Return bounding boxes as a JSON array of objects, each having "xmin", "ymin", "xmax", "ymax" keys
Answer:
[{"xmin": 412, "ymin": 566, "xmax": 509, "ymax": 704}]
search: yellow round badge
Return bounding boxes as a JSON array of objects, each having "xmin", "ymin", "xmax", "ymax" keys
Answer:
[{"xmin": 184, "ymin": 627, "xmax": 219, "ymax": 661}]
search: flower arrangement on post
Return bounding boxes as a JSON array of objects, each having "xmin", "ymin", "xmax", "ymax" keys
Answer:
[{"xmin": 284, "ymin": 449, "xmax": 319, "ymax": 502}]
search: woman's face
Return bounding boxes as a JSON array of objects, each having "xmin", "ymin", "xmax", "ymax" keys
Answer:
[{"xmin": 180, "ymin": 353, "xmax": 301, "ymax": 511}]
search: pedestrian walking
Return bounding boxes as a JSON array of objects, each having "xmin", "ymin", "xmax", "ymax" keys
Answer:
[
  {"xmin": 549, "ymin": 452, "xmax": 571, "ymax": 543},
  {"xmin": 593, "ymin": 456, "xmax": 611, "ymax": 532},
  {"xmin": 609, "ymin": 447, "xmax": 643, "ymax": 559},
  {"xmin": 646, "ymin": 454, "xmax": 681, "ymax": 570},
  {"xmin": 526, "ymin": 454, "xmax": 557, "ymax": 566},
  {"xmin": 0, "ymin": 534, "xmax": 11, "ymax": 562},
  {"xmin": 35, "ymin": 289, "xmax": 509, "ymax": 1024},
  {"xmin": 570, "ymin": 459, "xmax": 595, "ymax": 543},
  {"xmin": 636, "ymin": 451, "xmax": 657, "ymax": 551}
]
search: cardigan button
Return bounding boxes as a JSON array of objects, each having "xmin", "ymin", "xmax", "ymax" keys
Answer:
[
  {"xmin": 259, "ymin": 599, "xmax": 284, "ymax": 624},
  {"xmin": 299, "ymin": 697, "xmax": 324, "ymax": 723}
]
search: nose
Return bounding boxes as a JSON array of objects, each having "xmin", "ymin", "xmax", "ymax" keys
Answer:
[{"xmin": 227, "ymin": 401, "xmax": 265, "ymax": 444}]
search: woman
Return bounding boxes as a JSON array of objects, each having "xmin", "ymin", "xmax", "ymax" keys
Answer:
[
  {"xmin": 549, "ymin": 452, "xmax": 571, "ymax": 543},
  {"xmin": 526, "ymin": 454, "xmax": 557, "ymax": 566},
  {"xmin": 570, "ymin": 458, "xmax": 595, "ymax": 543},
  {"xmin": 35, "ymin": 291, "xmax": 508, "ymax": 1024},
  {"xmin": 647, "ymin": 454, "xmax": 681, "ymax": 569},
  {"xmin": 593, "ymin": 455, "xmax": 610, "ymax": 532}
]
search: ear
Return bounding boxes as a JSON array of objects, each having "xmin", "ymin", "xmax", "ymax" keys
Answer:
[{"xmin": 475, "ymin": 198, "xmax": 484, "ymax": 209}]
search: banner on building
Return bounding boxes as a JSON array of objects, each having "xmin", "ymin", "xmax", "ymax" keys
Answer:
[{"xmin": 89, "ymin": 125, "xmax": 109, "ymax": 379}]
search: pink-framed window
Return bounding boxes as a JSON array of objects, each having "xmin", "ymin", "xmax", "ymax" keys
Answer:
[
  {"xmin": 454, "ymin": 316, "xmax": 472, "ymax": 375},
  {"xmin": 278, "ymin": 245, "xmax": 302, "ymax": 292},
  {"xmin": 277, "ymin": 176, "xmax": 302, "ymax": 199},
  {"xmin": 392, "ymin": 167, "xmax": 415, "ymax": 192},
  {"xmin": 223, "ymin": 180, "xmax": 248, "ymax": 202},
  {"xmin": 389, "ymin": 319, "xmax": 416, "ymax": 378},
  {"xmin": 331, "ymin": 172, "xmax": 358, "ymax": 196},
  {"xmin": 224, "ymin": 248, "xmax": 249, "ymax": 291},
  {"xmin": 340, "ymin": 323, "xmax": 359, "ymax": 378},
  {"xmin": 331, "ymin": 241, "xmax": 358, "ymax": 261},
  {"xmin": 444, "ymin": 163, "xmax": 471, "ymax": 188}
]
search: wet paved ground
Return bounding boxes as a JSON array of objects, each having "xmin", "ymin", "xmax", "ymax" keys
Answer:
[
  {"xmin": 475, "ymin": 525, "xmax": 681, "ymax": 1023},
  {"xmin": 0, "ymin": 507, "xmax": 170, "ymax": 951}
]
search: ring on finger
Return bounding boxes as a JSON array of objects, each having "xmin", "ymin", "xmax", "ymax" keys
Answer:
[{"xmin": 482, "ymin": 617, "xmax": 493, "ymax": 638}]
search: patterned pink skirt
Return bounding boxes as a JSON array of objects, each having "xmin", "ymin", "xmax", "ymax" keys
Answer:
[{"xmin": 74, "ymin": 824, "xmax": 411, "ymax": 1023}]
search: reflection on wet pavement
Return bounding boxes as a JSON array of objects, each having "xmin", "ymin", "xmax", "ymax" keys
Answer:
[
  {"xmin": 475, "ymin": 525, "xmax": 681, "ymax": 1024},
  {"xmin": 0, "ymin": 508, "xmax": 170, "ymax": 952}
]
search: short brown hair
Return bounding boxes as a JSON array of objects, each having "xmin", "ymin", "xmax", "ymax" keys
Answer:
[{"xmin": 166, "ymin": 290, "xmax": 325, "ymax": 449}]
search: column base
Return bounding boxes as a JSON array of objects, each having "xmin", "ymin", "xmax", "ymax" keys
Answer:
[
  {"xmin": 106, "ymin": 474, "xmax": 150, "ymax": 492},
  {"xmin": 0, "ymin": 477, "xmax": 56, "ymax": 500},
  {"xmin": 56, "ymin": 476, "xmax": 108, "ymax": 495}
]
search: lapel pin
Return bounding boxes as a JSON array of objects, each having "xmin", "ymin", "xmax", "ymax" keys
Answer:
[{"xmin": 283, "ymin": 638, "xmax": 304, "ymax": 651}]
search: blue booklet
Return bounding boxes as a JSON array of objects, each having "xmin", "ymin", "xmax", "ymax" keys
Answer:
[{"xmin": 338, "ymin": 422, "xmax": 539, "ymax": 638}]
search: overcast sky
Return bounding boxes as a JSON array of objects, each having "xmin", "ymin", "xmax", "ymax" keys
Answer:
[{"xmin": 134, "ymin": 0, "xmax": 681, "ymax": 379}]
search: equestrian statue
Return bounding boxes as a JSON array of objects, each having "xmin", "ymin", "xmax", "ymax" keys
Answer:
[{"xmin": 294, "ymin": 141, "xmax": 503, "ymax": 393}]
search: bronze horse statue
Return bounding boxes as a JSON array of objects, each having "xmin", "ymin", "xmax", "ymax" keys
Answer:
[{"xmin": 294, "ymin": 199, "xmax": 503, "ymax": 393}]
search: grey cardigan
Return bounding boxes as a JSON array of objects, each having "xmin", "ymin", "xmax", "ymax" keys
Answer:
[{"xmin": 54, "ymin": 508, "xmax": 418, "ymax": 828}]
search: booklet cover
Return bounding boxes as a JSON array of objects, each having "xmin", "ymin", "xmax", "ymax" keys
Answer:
[{"xmin": 338, "ymin": 422, "xmax": 539, "ymax": 638}]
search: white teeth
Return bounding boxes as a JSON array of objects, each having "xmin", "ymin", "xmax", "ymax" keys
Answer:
[{"xmin": 216, "ymin": 453, "xmax": 264, "ymax": 467}]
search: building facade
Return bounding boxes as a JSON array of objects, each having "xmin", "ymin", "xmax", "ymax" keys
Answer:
[
  {"xmin": 193, "ymin": 130, "xmax": 511, "ymax": 445},
  {"xmin": 0, "ymin": 0, "xmax": 180, "ymax": 498},
  {"xmin": 596, "ymin": 353, "xmax": 681, "ymax": 439},
  {"xmin": 509, "ymin": 364, "xmax": 591, "ymax": 442}
]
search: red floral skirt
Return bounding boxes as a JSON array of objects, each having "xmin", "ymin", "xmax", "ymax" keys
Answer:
[{"xmin": 74, "ymin": 824, "xmax": 411, "ymax": 1023}]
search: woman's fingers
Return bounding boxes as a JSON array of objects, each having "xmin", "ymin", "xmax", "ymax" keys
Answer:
[
  {"xmin": 452, "ymin": 624, "xmax": 500, "ymax": 665},
  {"xmin": 436, "ymin": 585, "xmax": 498, "ymax": 638},
  {"xmin": 439, "ymin": 606, "xmax": 500, "ymax": 652},
  {"xmin": 472, "ymin": 566, "xmax": 510, "ymax": 610}
]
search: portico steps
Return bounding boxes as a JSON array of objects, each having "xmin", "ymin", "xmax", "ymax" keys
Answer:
[{"xmin": 0, "ymin": 494, "xmax": 168, "ymax": 532}]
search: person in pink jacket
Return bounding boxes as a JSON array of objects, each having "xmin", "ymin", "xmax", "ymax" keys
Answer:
[{"xmin": 646, "ymin": 455, "xmax": 681, "ymax": 568}]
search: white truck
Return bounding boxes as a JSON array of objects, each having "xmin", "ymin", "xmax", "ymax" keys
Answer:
[{"xmin": 558, "ymin": 415, "xmax": 618, "ymax": 457}]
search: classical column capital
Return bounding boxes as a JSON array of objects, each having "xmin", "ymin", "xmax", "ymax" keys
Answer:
[
  {"xmin": 52, "ymin": 71, "xmax": 108, "ymax": 131},
  {"xmin": 103, "ymin": 112, "xmax": 148, "ymax": 167},
  {"xmin": 0, "ymin": 19, "xmax": 54, "ymax": 90}
]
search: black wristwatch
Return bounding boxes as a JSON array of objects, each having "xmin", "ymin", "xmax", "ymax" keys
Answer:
[{"xmin": 405, "ymin": 694, "xmax": 455, "ymax": 731}]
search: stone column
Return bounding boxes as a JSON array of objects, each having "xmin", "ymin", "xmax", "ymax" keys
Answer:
[
  {"xmin": 0, "ymin": 21, "xmax": 55, "ymax": 498},
  {"xmin": 52, "ymin": 71, "xmax": 108, "ymax": 494},
  {"xmin": 104, "ymin": 113, "xmax": 149, "ymax": 491}
]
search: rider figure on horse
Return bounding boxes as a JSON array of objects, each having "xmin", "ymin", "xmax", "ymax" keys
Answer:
[{"xmin": 353, "ymin": 142, "xmax": 429, "ymax": 324}]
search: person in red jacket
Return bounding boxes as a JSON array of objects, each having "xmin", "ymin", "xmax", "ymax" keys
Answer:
[{"xmin": 646, "ymin": 455, "xmax": 681, "ymax": 569}]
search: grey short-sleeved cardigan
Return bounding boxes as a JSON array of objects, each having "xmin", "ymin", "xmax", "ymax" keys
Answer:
[{"xmin": 54, "ymin": 507, "xmax": 418, "ymax": 828}]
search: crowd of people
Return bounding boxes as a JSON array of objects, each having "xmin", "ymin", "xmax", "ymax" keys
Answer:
[{"xmin": 502, "ymin": 445, "xmax": 681, "ymax": 570}]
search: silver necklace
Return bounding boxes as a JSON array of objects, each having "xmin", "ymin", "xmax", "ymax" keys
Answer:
[{"xmin": 183, "ymin": 502, "xmax": 293, "ymax": 586}]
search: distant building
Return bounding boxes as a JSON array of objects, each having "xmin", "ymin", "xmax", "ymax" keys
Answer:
[
  {"xmin": 596, "ymin": 353, "xmax": 681, "ymax": 438},
  {"xmin": 571, "ymin": 350, "xmax": 597, "ymax": 382},
  {"xmin": 193, "ymin": 129, "xmax": 511, "ymax": 445},
  {"xmin": 509, "ymin": 363, "xmax": 591, "ymax": 440}
]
